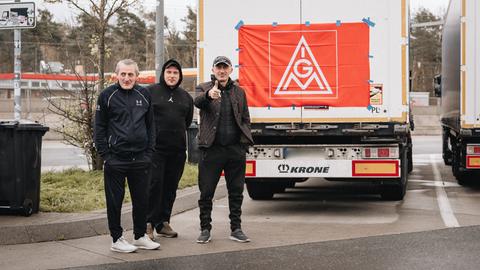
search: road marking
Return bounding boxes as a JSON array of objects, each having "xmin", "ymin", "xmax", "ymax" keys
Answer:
[{"xmin": 430, "ymin": 154, "xmax": 460, "ymax": 227}]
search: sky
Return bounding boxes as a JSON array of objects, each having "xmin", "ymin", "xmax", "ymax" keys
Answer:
[
  {"xmin": 38, "ymin": 0, "xmax": 449, "ymax": 30},
  {"xmin": 37, "ymin": 0, "xmax": 196, "ymax": 30}
]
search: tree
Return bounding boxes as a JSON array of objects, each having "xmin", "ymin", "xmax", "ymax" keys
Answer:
[
  {"xmin": 22, "ymin": 9, "xmax": 66, "ymax": 72},
  {"xmin": 46, "ymin": 0, "xmax": 138, "ymax": 91},
  {"xmin": 43, "ymin": 71, "xmax": 99, "ymax": 170},
  {"xmin": 45, "ymin": 0, "xmax": 139, "ymax": 170},
  {"xmin": 0, "ymin": 9, "xmax": 66, "ymax": 73},
  {"xmin": 111, "ymin": 9, "xmax": 147, "ymax": 69},
  {"xmin": 181, "ymin": 6, "xmax": 197, "ymax": 67},
  {"xmin": 0, "ymin": 30, "xmax": 13, "ymax": 73},
  {"xmin": 410, "ymin": 8, "xmax": 442, "ymax": 93}
]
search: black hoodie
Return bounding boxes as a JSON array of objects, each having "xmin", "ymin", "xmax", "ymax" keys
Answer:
[{"xmin": 147, "ymin": 59, "xmax": 194, "ymax": 152}]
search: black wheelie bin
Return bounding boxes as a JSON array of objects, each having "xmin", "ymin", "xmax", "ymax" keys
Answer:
[
  {"xmin": 187, "ymin": 120, "xmax": 200, "ymax": 163},
  {"xmin": 0, "ymin": 120, "xmax": 49, "ymax": 216}
]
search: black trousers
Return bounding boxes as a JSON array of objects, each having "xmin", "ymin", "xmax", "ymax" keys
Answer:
[
  {"xmin": 198, "ymin": 144, "xmax": 246, "ymax": 231},
  {"xmin": 147, "ymin": 150, "xmax": 186, "ymax": 231},
  {"xmin": 104, "ymin": 157, "xmax": 150, "ymax": 242}
]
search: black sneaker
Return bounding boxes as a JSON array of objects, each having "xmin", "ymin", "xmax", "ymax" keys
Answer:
[
  {"xmin": 229, "ymin": 228, "xmax": 250, "ymax": 243},
  {"xmin": 196, "ymin": 229, "xmax": 211, "ymax": 244}
]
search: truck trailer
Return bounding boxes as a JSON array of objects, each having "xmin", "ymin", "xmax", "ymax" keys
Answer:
[
  {"xmin": 197, "ymin": 0, "xmax": 412, "ymax": 200},
  {"xmin": 440, "ymin": 0, "xmax": 480, "ymax": 184}
]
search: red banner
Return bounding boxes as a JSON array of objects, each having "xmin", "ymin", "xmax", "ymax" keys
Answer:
[{"xmin": 238, "ymin": 23, "xmax": 370, "ymax": 107}]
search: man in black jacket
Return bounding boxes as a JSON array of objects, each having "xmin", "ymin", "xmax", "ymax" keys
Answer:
[
  {"xmin": 94, "ymin": 59, "xmax": 160, "ymax": 253},
  {"xmin": 194, "ymin": 56, "xmax": 254, "ymax": 244},
  {"xmin": 146, "ymin": 59, "xmax": 193, "ymax": 240}
]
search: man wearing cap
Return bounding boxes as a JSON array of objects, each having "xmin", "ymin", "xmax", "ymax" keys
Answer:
[
  {"xmin": 145, "ymin": 59, "xmax": 194, "ymax": 240},
  {"xmin": 194, "ymin": 56, "xmax": 254, "ymax": 244}
]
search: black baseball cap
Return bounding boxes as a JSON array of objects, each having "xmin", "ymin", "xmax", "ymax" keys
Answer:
[{"xmin": 212, "ymin": 56, "xmax": 232, "ymax": 67}]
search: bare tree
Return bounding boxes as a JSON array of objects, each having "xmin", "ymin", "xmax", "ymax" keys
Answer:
[
  {"xmin": 42, "ymin": 58, "xmax": 101, "ymax": 170},
  {"xmin": 46, "ymin": 0, "xmax": 138, "ymax": 91},
  {"xmin": 44, "ymin": 0, "xmax": 138, "ymax": 170}
]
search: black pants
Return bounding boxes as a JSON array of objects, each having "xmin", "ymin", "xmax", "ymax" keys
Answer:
[
  {"xmin": 104, "ymin": 157, "xmax": 150, "ymax": 242},
  {"xmin": 198, "ymin": 144, "xmax": 246, "ymax": 231},
  {"xmin": 147, "ymin": 150, "xmax": 186, "ymax": 231}
]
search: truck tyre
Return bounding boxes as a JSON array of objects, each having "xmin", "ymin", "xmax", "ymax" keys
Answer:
[
  {"xmin": 451, "ymin": 143, "xmax": 471, "ymax": 185},
  {"xmin": 452, "ymin": 148, "xmax": 474, "ymax": 186},
  {"xmin": 407, "ymin": 135, "xmax": 413, "ymax": 174},
  {"xmin": 246, "ymin": 181, "xmax": 274, "ymax": 200},
  {"xmin": 271, "ymin": 182, "xmax": 287, "ymax": 193},
  {"xmin": 380, "ymin": 149, "xmax": 408, "ymax": 201},
  {"xmin": 442, "ymin": 127, "xmax": 453, "ymax": 165},
  {"xmin": 285, "ymin": 180, "xmax": 296, "ymax": 188},
  {"xmin": 273, "ymin": 179, "xmax": 297, "ymax": 190},
  {"xmin": 380, "ymin": 185, "xmax": 404, "ymax": 201}
]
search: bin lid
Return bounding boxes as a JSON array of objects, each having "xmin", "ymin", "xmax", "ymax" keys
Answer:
[{"xmin": 0, "ymin": 119, "xmax": 49, "ymax": 131}]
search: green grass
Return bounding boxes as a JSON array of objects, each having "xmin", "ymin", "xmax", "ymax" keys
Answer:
[{"xmin": 40, "ymin": 163, "xmax": 198, "ymax": 213}]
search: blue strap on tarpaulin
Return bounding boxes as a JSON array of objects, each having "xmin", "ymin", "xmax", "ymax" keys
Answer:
[
  {"xmin": 362, "ymin": 17, "xmax": 375, "ymax": 27},
  {"xmin": 235, "ymin": 20, "xmax": 244, "ymax": 30}
]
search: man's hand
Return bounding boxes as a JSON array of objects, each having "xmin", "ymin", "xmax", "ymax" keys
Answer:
[{"xmin": 208, "ymin": 81, "xmax": 222, "ymax": 100}]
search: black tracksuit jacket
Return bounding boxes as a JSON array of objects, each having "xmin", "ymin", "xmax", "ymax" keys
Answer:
[
  {"xmin": 147, "ymin": 59, "xmax": 194, "ymax": 153},
  {"xmin": 94, "ymin": 83, "xmax": 155, "ymax": 160}
]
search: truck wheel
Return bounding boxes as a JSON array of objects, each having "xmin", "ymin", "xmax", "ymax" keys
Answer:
[
  {"xmin": 273, "ymin": 180, "xmax": 296, "ymax": 191},
  {"xmin": 271, "ymin": 182, "xmax": 287, "ymax": 193},
  {"xmin": 451, "ymin": 140, "xmax": 469, "ymax": 185},
  {"xmin": 407, "ymin": 135, "xmax": 413, "ymax": 174},
  {"xmin": 380, "ymin": 184, "xmax": 405, "ymax": 201},
  {"xmin": 380, "ymin": 149, "xmax": 408, "ymax": 201},
  {"xmin": 246, "ymin": 181, "xmax": 274, "ymax": 200},
  {"xmin": 285, "ymin": 180, "xmax": 296, "ymax": 188},
  {"xmin": 452, "ymin": 148, "xmax": 472, "ymax": 185},
  {"xmin": 442, "ymin": 127, "xmax": 453, "ymax": 165}
]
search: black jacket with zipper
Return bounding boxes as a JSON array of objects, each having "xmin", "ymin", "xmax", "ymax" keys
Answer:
[
  {"xmin": 194, "ymin": 79, "xmax": 253, "ymax": 149},
  {"xmin": 147, "ymin": 59, "xmax": 194, "ymax": 152},
  {"xmin": 94, "ymin": 83, "xmax": 155, "ymax": 161}
]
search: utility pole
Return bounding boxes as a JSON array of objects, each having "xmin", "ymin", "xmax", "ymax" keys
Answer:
[
  {"xmin": 155, "ymin": 0, "xmax": 164, "ymax": 83},
  {"xmin": 13, "ymin": 0, "xmax": 21, "ymax": 120}
]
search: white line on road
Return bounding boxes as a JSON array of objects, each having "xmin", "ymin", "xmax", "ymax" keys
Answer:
[{"xmin": 430, "ymin": 154, "xmax": 460, "ymax": 228}]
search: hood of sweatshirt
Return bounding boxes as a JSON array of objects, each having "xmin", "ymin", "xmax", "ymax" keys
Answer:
[{"xmin": 160, "ymin": 59, "xmax": 183, "ymax": 89}]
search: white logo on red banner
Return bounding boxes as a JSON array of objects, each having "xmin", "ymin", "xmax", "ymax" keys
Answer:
[{"xmin": 274, "ymin": 36, "xmax": 333, "ymax": 95}]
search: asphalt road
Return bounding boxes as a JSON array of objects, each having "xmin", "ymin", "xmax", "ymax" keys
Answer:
[
  {"xmin": 31, "ymin": 135, "xmax": 480, "ymax": 270},
  {"xmin": 41, "ymin": 140, "xmax": 89, "ymax": 171},
  {"xmin": 67, "ymin": 226, "xmax": 480, "ymax": 270}
]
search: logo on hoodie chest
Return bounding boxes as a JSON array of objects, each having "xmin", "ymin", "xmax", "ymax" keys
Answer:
[{"xmin": 136, "ymin": 100, "xmax": 143, "ymax": 106}]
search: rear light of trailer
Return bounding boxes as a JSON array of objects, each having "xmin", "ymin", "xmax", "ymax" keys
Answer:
[
  {"xmin": 466, "ymin": 145, "xmax": 480, "ymax": 155},
  {"xmin": 377, "ymin": 148, "xmax": 390, "ymax": 158},
  {"xmin": 245, "ymin": 160, "xmax": 256, "ymax": 176},
  {"xmin": 466, "ymin": 144, "xmax": 480, "ymax": 169},
  {"xmin": 364, "ymin": 148, "xmax": 371, "ymax": 158},
  {"xmin": 361, "ymin": 147, "xmax": 398, "ymax": 159},
  {"xmin": 466, "ymin": 156, "xmax": 480, "ymax": 168}
]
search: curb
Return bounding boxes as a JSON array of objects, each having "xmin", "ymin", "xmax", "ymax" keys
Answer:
[{"xmin": 0, "ymin": 181, "xmax": 227, "ymax": 245}]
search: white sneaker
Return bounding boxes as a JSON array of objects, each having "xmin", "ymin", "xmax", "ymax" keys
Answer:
[
  {"xmin": 132, "ymin": 234, "xmax": 161, "ymax": 250},
  {"xmin": 111, "ymin": 236, "xmax": 138, "ymax": 253}
]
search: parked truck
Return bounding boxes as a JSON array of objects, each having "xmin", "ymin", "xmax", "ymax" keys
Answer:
[
  {"xmin": 197, "ymin": 0, "xmax": 412, "ymax": 200},
  {"xmin": 440, "ymin": 0, "xmax": 480, "ymax": 184}
]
